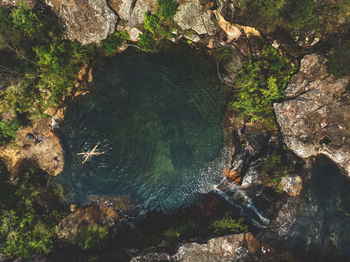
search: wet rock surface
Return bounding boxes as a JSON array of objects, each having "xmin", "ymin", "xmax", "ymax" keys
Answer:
[
  {"xmin": 45, "ymin": 0, "xmax": 118, "ymax": 45},
  {"xmin": 274, "ymin": 54, "xmax": 350, "ymax": 175}
]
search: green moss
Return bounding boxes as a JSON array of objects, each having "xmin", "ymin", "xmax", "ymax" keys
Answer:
[
  {"xmin": 0, "ymin": 120, "xmax": 18, "ymax": 145},
  {"xmin": 101, "ymin": 30, "xmax": 129, "ymax": 56},
  {"xmin": 210, "ymin": 214, "xmax": 248, "ymax": 234},
  {"xmin": 71, "ymin": 224, "xmax": 109, "ymax": 250},
  {"xmin": 260, "ymin": 152, "xmax": 294, "ymax": 192},
  {"xmin": 156, "ymin": 0, "xmax": 178, "ymax": 20}
]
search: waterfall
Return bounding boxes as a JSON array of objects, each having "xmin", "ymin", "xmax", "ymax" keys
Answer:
[{"xmin": 211, "ymin": 177, "xmax": 270, "ymax": 227}]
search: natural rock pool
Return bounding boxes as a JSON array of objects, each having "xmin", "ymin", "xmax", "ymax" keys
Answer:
[{"xmin": 56, "ymin": 48, "xmax": 228, "ymax": 213}]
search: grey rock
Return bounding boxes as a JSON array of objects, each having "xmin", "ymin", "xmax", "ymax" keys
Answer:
[
  {"xmin": 46, "ymin": 0, "xmax": 118, "ymax": 45},
  {"xmin": 174, "ymin": 1, "xmax": 217, "ymax": 35},
  {"xmin": 0, "ymin": 253, "xmax": 8, "ymax": 262},
  {"xmin": 108, "ymin": 0, "xmax": 156, "ymax": 27},
  {"xmin": 274, "ymin": 54, "xmax": 350, "ymax": 175},
  {"xmin": 0, "ymin": 0, "xmax": 37, "ymax": 8}
]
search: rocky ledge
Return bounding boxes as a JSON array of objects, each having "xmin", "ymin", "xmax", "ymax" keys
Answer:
[
  {"xmin": 274, "ymin": 54, "xmax": 350, "ymax": 175},
  {"xmin": 0, "ymin": 118, "xmax": 64, "ymax": 176},
  {"xmin": 130, "ymin": 233, "xmax": 293, "ymax": 262}
]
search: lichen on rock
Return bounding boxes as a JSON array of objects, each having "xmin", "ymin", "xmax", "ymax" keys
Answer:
[
  {"xmin": 274, "ymin": 54, "xmax": 350, "ymax": 175},
  {"xmin": 46, "ymin": 0, "xmax": 118, "ymax": 45},
  {"xmin": 174, "ymin": 0, "xmax": 217, "ymax": 35}
]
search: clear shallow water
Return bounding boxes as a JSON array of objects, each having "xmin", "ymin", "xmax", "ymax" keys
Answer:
[{"xmin": 56, "ymin": 49, "xmax": 228, "ymax": 213}]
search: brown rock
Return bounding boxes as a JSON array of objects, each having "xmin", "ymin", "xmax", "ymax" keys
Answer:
[
  {"xmin": 245, "ymin": 233, "xmax": 260, "ymax": 254},
  {"xmin": 0, "ymin": 118, "xmax": 64, "ymax": 176},
  {"xmin": 56, "ymin": 204, "xmax": 119, "ymax": 239},
  {"xmin": 274, "ymin": 54, "xmax": 350, "ymax": 175},
  {"xmin": 223, "ymin": 168, "xmax": 241, "ymax": 185}
]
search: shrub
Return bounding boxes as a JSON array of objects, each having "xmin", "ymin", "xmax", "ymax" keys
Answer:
[
  {"xmin": 0, "ymin": 120, "xmax": 18, "ymax": 145},
  {"xmin": 260, "ymin": 152, "xmax": 294, "ymax": 191},
  {"xmin": 230, "ymin": 45, "xmax": 296, "ymax": 125},
  {"xmin": 71, "ymin": 224, "xmax": 109, "ymax": 250},
  {"xmin": 10, "ymin": 1, "xmax": 44, "ymax": 37},
  {"xmin": 144, "ymin": 12, "xmax": 160, "ymax": 35},
  {"xmin": 210, "ymin": 214, "xmax": 248, "ymax": 234},
  {"xmin": 101, "ymin": 30, "xmax": 129, "ymax": 56},
  {"xmin": 156, "ymin": 0, "xmax": 178, "ymax": 19},
  {"xmin": 162, "ymin": 220, "xmax": 199, "ymax": 241},
  {"xmin": 138, "ymin": 33, "xmax": 155, "ymax": 51}
]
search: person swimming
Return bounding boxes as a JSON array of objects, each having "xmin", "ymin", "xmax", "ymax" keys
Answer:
[{"xmin": 77, "ymin": 142, "xmax": 104, "ymax": 164}]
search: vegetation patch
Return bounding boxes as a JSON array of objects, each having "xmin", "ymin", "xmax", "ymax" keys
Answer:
[
  {"xmin": 0, "ymin": 3, "xmax": 96, "ymax": 123},
  {"xmin": 227, "ymin": 46, "xmax": 296, "ymax": 126},
  {"xmin": 239, "ymin": 0, "xmax": 350, "ymax": 35},
  {"xmin": 71, "ymin": 224, "xmax": 109, "ymax": 250},
  {"xmin": 0, "ymin": 162, "xmax": 68, "ymax": 258},
  {"xmin": 138, "ymin": 0, "xmax": 178, "ymax": 51},
  {"xmin": 210, "ymin": 214, "xmax": 248, "ymax": 234},
  {"xmin": 260, "ymin": 151, "xmax": 295, "ymax": 192}
]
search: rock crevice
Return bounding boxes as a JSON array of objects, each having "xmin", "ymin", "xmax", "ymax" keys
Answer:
[{"xmin": 274, "ymin": 54, "xmax": 350, "ymax": 175}]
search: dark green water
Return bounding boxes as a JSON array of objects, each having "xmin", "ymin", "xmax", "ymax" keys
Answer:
[{"xmin": 57, "ymin": 49, "xmax": 228, "ymax": 213}]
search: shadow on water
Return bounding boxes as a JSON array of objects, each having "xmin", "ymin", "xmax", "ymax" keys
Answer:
[{"xmin": 287, "ymin": 155, "xmax": 350, "ymax": 261}]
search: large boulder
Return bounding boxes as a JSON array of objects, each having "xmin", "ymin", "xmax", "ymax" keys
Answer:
[
  {"xmin": 174, "ymin": 0, "xmax": 217, "ymax": 35},
  {"xmin": 108, "ymin": 0, "xmax": 156, "ymax": 27},
  {"xmin": 274, "ymin": 54, "xmax": 350, "ymax": 175},
  {"xmin": 45, "ymin": 0, "xmax": 118, "ymax": 45}
]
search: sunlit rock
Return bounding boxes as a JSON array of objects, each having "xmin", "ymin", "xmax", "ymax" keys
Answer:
[
  {"xmin": 56, "ymin": 204, "xmax": 119, "ymax": 239},
  {"xmin": 174, "ymin": 0, "xmax": 217, "ymax": 35},
  {"xmin": 279, "ymin": 175, "xmax": 302, "ymax": 197},
  {"xmin": 274, "ymin": 54, "xmax": 350, "ymax": 175},
  {"xmin": 45, "ymin": 0, "xmax": 118, "ymax": 45},
  {"xmin": 108, "ymin": 0, "xmax": 156, "ymax": 27}
]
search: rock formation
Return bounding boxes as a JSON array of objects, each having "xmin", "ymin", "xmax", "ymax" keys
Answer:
[
  {"xmin": 274, "ymin": 54, "xmax": 350, "ymax": 175},
  {"xmin": 174, "ymin": 0, "xmax": 217, "ymax": 36},
  {"xmin": 45, "ymin": 0, "xmax": 118, "ymax": 45},
  {"xmin": 108, "ymin": 0, "xmax": 156, "ymax": 27},
  {"xmin": 130, "ymin": 233, "xmax": 294, "ymax": 261}
]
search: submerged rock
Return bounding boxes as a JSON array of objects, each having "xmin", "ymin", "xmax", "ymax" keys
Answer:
[
  {"xmin": 45, "ymin": 0, "xmax": 118, "ymax": 45},
  {"xmin": 274, "ymin": 54, "xmax": 350, "ymax": 175}
]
